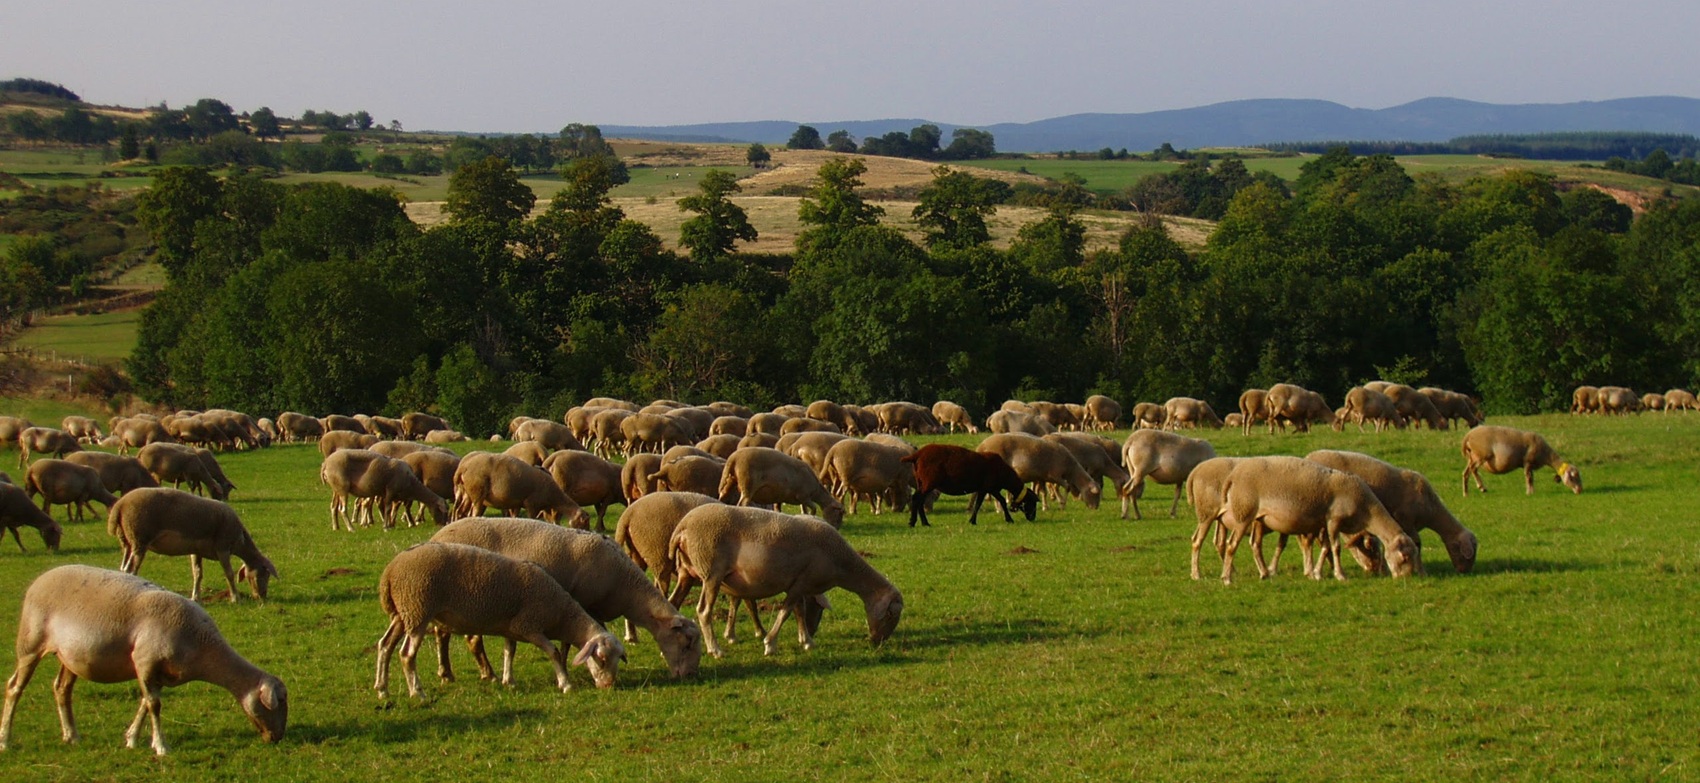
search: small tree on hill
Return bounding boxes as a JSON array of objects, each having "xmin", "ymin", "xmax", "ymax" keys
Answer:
[
  {"xmin": 746, "ymin": 143, "xmax": 771, "ymax": 169},
  {"xmin": 678, "ymin": 170, "xmax": 757, "ymax": 261},
  {"xmin": 788, "ymin": 125, "xmax": 824, "ymax": 150}
]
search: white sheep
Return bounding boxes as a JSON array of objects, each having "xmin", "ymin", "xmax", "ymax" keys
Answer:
[
  {"xmin": 1306, "ymin": 449, "xmax": 1479, "ymax": 574},
  {"xmin": 976, "ymin": 432, "xmax": 1101, "ymax": 510},
  {"xmin": 1460, "ymin": 425, "xmax": 1582, "ymax": 496},
  {"xmin": 107, "ymin": 487, "xmax": 278, "ymax": 602},
  {"xmin": 0, "ymin": 565, "xmax": 287, "ymax": 755},
  {"xmin": 668, "ymin": 504, "xmax": 903, "ymax": 658},
  {"xmin": 1122, "ymin": 428, "xmax": 1218, "ymax": 520},
  {"xmin": 374, "ymin": 542, "xmax": 624, "ymax": 699},
  {"xmin": 717, "ymin": 447, "xmax": 846, "ymax": 527}
]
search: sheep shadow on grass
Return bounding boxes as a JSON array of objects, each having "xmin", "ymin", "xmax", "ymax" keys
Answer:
[
  {"xmin": 1471, "ymin": 557, "xmax": 1601, "ymax": 575},
  {"xmin": 281, "ymin": 707, "xmax": 552, "ymax": 746}
]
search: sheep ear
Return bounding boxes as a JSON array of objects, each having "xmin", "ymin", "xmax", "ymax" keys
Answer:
[
  {"xmin": 259, "ymin": 680, "xmax": 282, "ymax": 710},
  {"xmin": 812, "ymin": 594, "xmax": 832, "ymax": 611}
]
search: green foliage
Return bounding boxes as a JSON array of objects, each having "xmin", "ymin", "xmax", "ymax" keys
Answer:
[
  {"xmin": 434, "ymin": 343, "xmax": 511, "ymax": 437},
  {"xmin": 677, "ymin": 169, "xmax": 756, "ymax": 262},
  {"xmin": 911, "ymin": 167, "xmax": 1012, "ymax": 250},
  {"xmin": 554, "ymin": 154, "xmax": 631, "ymax": 213},
  {"xmin": 444, "ymin": 155, "xmax": 536, "ymax": 227},
  {"xmin": 133, "ymin": 166, "xmax": 221, "ymax": 281},
  {"xmin": 826, "ymin": 129, "xmax": 857, "ymax": 153},
  {"xmin": 787, "ymin": 124, "xmax": 824, "ymax": 150},
  {"xmin": 0, "ymin": 77, "xmax": 79, "ymax": 101},
  {"xmin": 796, "ymin": 158, "xmax": 884, "ymax": 251},
  {"xmin": 632, "ymin": 283, "xmax": 773, "ymax": 402},
  {"xmin": 745, "ymin": 143, "xmax": 771, "ymax": 168},
  {"xmin": 248, "ymin": 106, "xmax": 281, "ymax": 139}
]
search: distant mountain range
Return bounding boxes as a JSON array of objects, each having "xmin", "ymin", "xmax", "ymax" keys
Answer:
[{"xmin": 598, "ymin": 97, "xmax": 1700, "ymax": 153}]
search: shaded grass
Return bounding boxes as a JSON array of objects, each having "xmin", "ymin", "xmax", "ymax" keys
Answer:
[
  {"xmin": 0, "ymin": 396, "xmax": 111, "ymax": 426},
  {"xmin": 0, "ymin": 412, "xmax": 1694, "ymax": 780},
  {"xmin": 13, "ymin": 309, "xmax": 140, "ymax": 362}
]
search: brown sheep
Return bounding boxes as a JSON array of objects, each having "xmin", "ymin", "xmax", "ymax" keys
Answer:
[
  {"xmin": 1460, "ymin": 425, "xmax": 1581, "ymax": 496},
  {"xmin": 65, "ymin": 451, "xmax": 159, "ymax": 495},
  {"xmin": 25, "ymin": 459, "xmax": 119, "ymax": 523},
  {"xmin": 107, "ymin": 488, "xmax": 278, "ymax": 602},
  {"xmin": 542, "ymin": 449, "xmax": 627, "ymax": 532},
  {"xmin": 0, "ymin": 482, "xmax": 61, "ymax": 551},
  {"xmin": 453, "ymin": 451, "xmax": 586, "ymax": 525}
]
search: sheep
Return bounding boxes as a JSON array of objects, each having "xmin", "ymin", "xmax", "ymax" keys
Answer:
[
  {"xmin": 1083, "ymin": 394, "xmax": 1121, "ymax": 431},
  {"xmin": 615, "ymin": 491, "xmax": 724, "ymax": 599},
  {"xmin": 805, "ymin": 399, "xmax": 849, "ymax": 430},
  {"xmin": 0, "ymin": 482, "xmax": 60, "ymax": 551},
  {"xmin": 843, "ymin": 404, "xmax": 883, "ymax": 436},
  {"xmin": 194, "ymin": 449, "xmax": 236, "ymax": 499},
  {"xmin": 61, "ymin": 416, "xmax": 103, "ymax": 444},
  {"xmin": 1237, "ymin": 389, "xmax": 1267, "ymax": 435},
  {"xmin": 25, "ymin": 459, "xmax": 118, "ymax": 523},
  {"xmin": 400, "ymin": 449, "xmax": 459, "ymax": 506},
  {"xmin": 1224, "ymin": 412, "xmax": 1244, "ymax": 428},
  {"xmin": 1264, "ymin": 385, "xmax": 1334, "ymax": 433},
  {"xmin": 17, "ymin": 427, "xmax": 80, "ymax": 467},
  {"xmin": 1640, "ymin": 392, "xmax": 1666, "ymax": 411},
  {"xmin": 541, "ymin": 449, "xmax": 627, "ymax": 532},
  {"xmin": 864, "ymin": 432, "xmax": 916, "ymax": 455},
  {"xmin": 1572, "ymin": 385, "xmax": 1601, "ymax": 414},
  {"xmin": 717, "ymin": 448, "xmax": 845, "ymax": 528},
  {"xmin": 275, "ymin": 411, "xmax": 323, "ymax": 443},
  {"xmin": 369, "ymin": 439, "xmax": 434, "ymax": 459},
  {"xmin": 820, "ymin": 439, "xmax": 914, "ymax": 515},
  {"xmin": 777, "ymin": 430, "xmax": 850, "ymax": 478},
  {"xmin": 621, "ymin": 413, "xmax": 692, "ymax": 456},
  {"xmin": 695, "ymin": 434, "xmax": 741, "ymax": 460},
  {"xmin": 321, "ymin": 449, "xmax": 449, "ymax": 530},
  {"xmin": 454, "ymin": 451, "xmax": 586, "ymax": 525},
  {"xmin": 932, "ymin": 400, "xmax": 979, "ymax": 434},
  {"xmin": 665, "ymin": 407, "xmax": 715, "ymax": 441},
  {"xmin": 705, "ymin": 401, "xmax": 754, "ymax": 419},
  {"xmin": 0, "ymin": 565, "xmax": 286, "ymax": 755},
  {"xmin": 136, "ymin": 442, "xmax": 229, "ymax": 501},
  {"xmin": 64, "ymin": 450, "xmax": 157, "ymax": 499},
  {"xmin": 1044, "ymin": 432, "xmax": 1129, "ymax": 510},
  {"xmin": 1208, "ymin": 456, "xmax": 1419, "ymax": 584},
  {"xmin": 107, "ymin": 487, "xmax": 279, "ymax": 602},
  {"xmin": 737, "ymin": 431, "xmax": 780, "ymax": 451},
  {"xmin": 708, "ymin": 416, "xmax": 749, "ymax": 438},
  {"xmin": 1121, "ymin": 428, "xmax": 1218, "ymax": 520},
  {"xmin": 317, "ymin": 429, "xmax": 377, "ymax": 457},
  {"xmin": 515, "ymin": 419, "xmax": 583, "ymax": 452},
  {"xmin": 1130, "ymin": 402, "xmax": 1166, "ymax": 429},
  {"xmin": 502, "ymin": 440, "xmax": 551, "ymax": 466},
  {"xmin": 583, "ymin": 396, "xmax": 640, "ymax": 411},
  {"xmin": 986, "ymin": 409, "xmax": 1055, "ymax": 436},
  {"xmin": 111, "ymin": 417, "xmax": 174, "ymax": 455},
  {"xmin": 977, "ymin": 433, "xmax": 1101, "ymax": 510},
  {"xmin": 1162, "ymin": 397, "xmax": 1223, "ymax": 430},
  {"xmin": 400, "ymin": 411, "xmax": 450, "ymax": 441},
  {"xmin": 1000, "ymin": 399, "xmax": 1036, "ymax": 415},
  {"xmin": 1184, "ymin": 457, "xmax": 1245, "ymax": 579},
  {"xmin": 876, "ymin": 402, "xmax": 939, "ymax": 435},
  {"xmin": 1419, "ymin": 387, "xmax": 1484, "ymax": 428},
  {"xmin": 320, "ymin": 414, "xmax": 364, "ymax": 433},
  {"xmin": 668, "ymin": 504, "xmax": 903, "ymax": 658},
  {"xmin": 423, "ymin": 429, "xmax": 468, "ymax": 444},
  {"xmin": 589, "ymin": 408, "xmax": 635, "ymax": 458},
  {"xmin": 1461, "ymin": 425, "xmax": 1582, "ymax": 496},
  {"xmin": 779, "ymin": 417, "xmax": 842, "ymax": 436},
  {"xmin": 374, "ymin": 542, "xmax": 624, "ymax": 699},
  {"xmin": 1305, "ymin": 449, "xmax": 1479, "ymax": 574},
  {"xmin": 0, "ymin": 416, "xmax": 33, "ymax": 448},
  {"xmin": 662, "ymin": 444, "xmax": 719, "ymax": 467},
  {"xmin": 746, "ymin": 412, "xmax": 791, "ymax": 436},
  {"xmin": 431, "ymin": 517, "xmax": 702, "ymax": 678},
  {"xmin": 647, "ymin": 455, "xmax": 726, "ymax": 499},
  {"xmin": 1338, "ymin": 386, "xmax": 1406, "ymax": 433},
  {"xmin": 256, "ymin": 417, "xmax": 279, "ymax": 444},
  {"xmin": 901, "ymin": 444, "xmax": 1037, "ymax": 527},
  {"xmin": 1665, "ymin": 388, "xmax": 1699, "ymax": 412},
  {"xmin": 1383, "ymin": 384, "xmax": 1448, "ymax": 430},
  {"xmin": 622, "ymin": 453, "xmax": 664, "ymax": 501}
]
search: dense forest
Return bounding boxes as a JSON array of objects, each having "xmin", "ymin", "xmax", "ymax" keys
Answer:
[{"xmin": 123, "ymin": 147, "xmax": 1700, "ymax": 435}]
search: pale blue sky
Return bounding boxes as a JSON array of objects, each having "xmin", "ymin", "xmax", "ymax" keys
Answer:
[{"xmin": 4, "ymin": 0, "xmax": 1695, "ymax": 131}]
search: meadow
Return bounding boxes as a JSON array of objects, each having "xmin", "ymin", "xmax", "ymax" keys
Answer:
[
  {"xmin": 0, "ymin": 412, "xmax": 1694, "ymax": 781},
  {"xmin": 11, "ymin": 309, "xmax": 141, "ymax": 364}
]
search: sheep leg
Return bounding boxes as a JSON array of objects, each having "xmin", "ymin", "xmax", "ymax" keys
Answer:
[
  {"xmin": 187, "ymin": 555, "xmax": 205, "ymax": 601},
  {"xmin": 1250, "ymin": 525, "xmax": 1273, "ymax": 579},
  {"xmin": 400, "ymin": 629, "xmax": 427, "ymax": 698},
  {"xmin": 1169, "ymin": 485, "xmax": 1184, "ymax": 518},
  {"xmin": 1326, "ymin": 529, "xmax": 1347, "ymax": 581},
  {"xmin": 907, "ymin": 489, "xmax": 931, "ymax": 527},
  {"xmin": 723, "ymin": 600, "xmax": 740, "ymax": 643},
  {"xmin": 467, "ymin": 635, "xmax": 496, "ymax": 681},
  {"xmin": 1269, "ymin": 533, "xmax": 1289, "ymax": 577},
  {"xmin": 501, "ymin": 638, "xmax": 518, "ymax": 686},
  {"xmin": 1220, "ymin": 526, "xmax": 1247, "ymax": 585},
  {"xmin": 1523, "ymin": 465, "xmax": 1536, "ymax": 495},
  {"xmin": 0, "ymin": 652, "xmax": 44, "ymax": 751},
  {"xmin": 8, "ymin": 526, "xmax": 22, "ymax": 552},
  {"xmin": 762, "ymin": 603, "xmax": 793, "ymax": 656},
  {"xmin": 743, "ymin": 599, "xmax": 769, "ymax": 641},
  {"xmin": 374, "ymin": 618, "xmax": 404, "ymax": 698},
  {"xmin": 695, "ymin": 578, "xmax": 726, "ymax": 659},
  {"xmin": 433, "ymin": 628, "xmax": 455, "ymax": 682},
  {"xmin": 1188, "ymin": 514, "xmax": 1216, "ymax": 580},
  {"xmin": 524, "ymin": 634, "xmax": 572, "ymax": 693},
  {"xmin": 217, "ymin": 557, "xmax": 241, "ymax": 603},
  {"xmin": 125, "ymin": 676, "xmax": 167, "ymax": 756}
]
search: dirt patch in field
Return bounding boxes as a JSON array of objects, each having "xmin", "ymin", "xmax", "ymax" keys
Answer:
[
  {"xmin": 1007, "ymin": 545, "xmax": 1041, "ymax": 555},
  {"xmin": 738, "ymin": 149, "xmax": 1048, "ymax": 197}
]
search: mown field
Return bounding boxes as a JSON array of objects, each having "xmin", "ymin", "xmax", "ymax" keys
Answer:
[
  {"xmin": 0, "ymin": 412, "xmax": 1694, "ymax": 781},
  {"xmin": 11, "ymin": 309, "xmax": 141, "ymax": 363}
]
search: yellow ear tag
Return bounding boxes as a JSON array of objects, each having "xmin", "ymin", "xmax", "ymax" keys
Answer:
[{"xmin": 1558, "ymin": 462, "xmax": 1571, "ymax": 474}]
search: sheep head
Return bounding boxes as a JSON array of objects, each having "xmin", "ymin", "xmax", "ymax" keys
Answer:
[
  {"xmin": 821, "ymin": 499, "xmax": 846, "ymax": 529},
  {"xmin": 240, "ymin": 676, "xmax": 289, "ymax": 743},
  {"xmin": 866, "ymin": 589, "xmax": 903, "ymax": 647},
  {"xmin": 1383, "ymin": 533, "xmax": 1418, "ymax": 578},
  {"xmin": 1443, "ymin": 528, "xmax": 1479, "ymax": 574},
  {"xmin": 657, "ymin": 616, "xmax": 703, "ymax": 678},
  {"xmin": 237, "ymin": 560, "xmax": 277, "ymax": 601},
  {"xmin": 1556, "ymin": 463, "xmax": 1582, "ymax": 494},
  {"xmin": 1011, "ymin": 487, "xmax": 1038, "ymax": 521},
  {"xmin": 572, "ymin": 633, "xmax": 626, "ymax": 689}
]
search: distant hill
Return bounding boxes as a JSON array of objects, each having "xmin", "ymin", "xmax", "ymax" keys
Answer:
[{"xmin": 599, "ymin": 96, "xmax": 1700, "ymax": 153}]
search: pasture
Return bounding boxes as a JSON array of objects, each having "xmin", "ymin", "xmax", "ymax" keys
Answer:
[
  {"xmin": 12, "ymin": 308, "xmax": 141, "ymax": 363},
  {"xmin": 0, "ymin": 412, "xmax": 1693, "ymax": 781}
]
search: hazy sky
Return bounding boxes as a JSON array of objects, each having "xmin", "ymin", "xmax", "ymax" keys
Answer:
[{"xmin": 6, "ymin": 1, "xmax": 1697, "ymax": 132}]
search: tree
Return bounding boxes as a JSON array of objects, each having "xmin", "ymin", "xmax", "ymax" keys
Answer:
[
  {"xmin": 552, "ymin": 154, "xmax": 630, "ymax": 213},
  {"xmin": 558, "ymin": 123, "xmax": 615, "ymax": 159},
  {"xmin": 352, "ymin": 110, "xmax": 374, "ymax": 131},
  {"xmin": 134, "ymin": 167, "xmax": 222, "ymax": 281},
  {"xmin": 118, "ymin": 124, "xmax": 141, "ymax": 160},
  {"xmin": 912, "ymin": 167, "xmax": 1011, "ymax": 249},
  {"xmin": 909, "ymin": 124, "xmax": 942, "ymax": 157},
  {"xmin": 944, "ymin": 128, "xmax": 996, "ymax": 160},
  {"xmin": 745, "ymin": 142, "xmax": 771, "ymax": 169},
  {"xmin": 787, "ymin": 125, "xmax": 824, "ymax": 150},
  {"xmin": 249, "ymin": 106, "xmax": 281, "ymax": 139},
  {"xmin": 444, "ymin": 155, "xmax": 536, "ymax": 227},
  {"xmin": 797, "ymin": 157, "xmax": 884, "ymax": 250},
  {"xmin": 826, "ymin": 130, "xmax": 857, "ymax": 153},
  {"xmin": 678, "ymin": 170, "xmax": 757, "ymax": 262},
  {"xmin": 632, "ymin": 284, "xmax": 772, "ymax": 401},
  {"xmin": 184, "ymin": 99, "xmax": 241, "ymax": 141}
]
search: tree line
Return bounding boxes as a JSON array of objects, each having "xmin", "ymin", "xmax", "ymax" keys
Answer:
[
  {"xmin": 1268, "ymin": 132, "xmax": 1700, "ymax": 161},
  {"xmin": 126, "ymin": 146, "xmax": 1700, "ymax": 433},
  {"xmin": 785, "ymin": 124, "xmax": 998, "ymax": 161}
]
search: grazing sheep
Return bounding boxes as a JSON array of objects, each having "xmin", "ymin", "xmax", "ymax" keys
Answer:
[
  {"xmin": 136, "ymin": 442, "xmax": 228, "ymax": 501},
  {"xmin": 805, "ymin": 400, "xmax": 849, "ymax": 430},
  {"xmin": 777, "ymin": 431, "xmax": 850, "ymax": 478},
  {"xmin": 502, "ymin": 440, "xmax": 551, "ymax": 466},
  {"xmin": 400, "ymin": 412, "xmax": 450, "ymax": 441},
  {"xmin": 107, "ymin": 488, "xmax": 278, "ymax": 602},
  {"xmin": 0, "ymin": 483, "xmax": 60, "ymax": 551},
  {"xmin": 746, "ymin": 412, "xmax": 791, "ymax": 436},
  {"xmin": 275, "ymin": 412, "xmax": 323, "ymax": 443},
  {"xmin": 61, "ymin": 416, "xmax": 103, "ymax": 444},
  {"xmin": 0, "ymin": 417, "xmax": 33, "ymax": 448},
  {"xmin": 321, "ymin": 449, "xmax": 449, "ymax": 530},
  {"xmin": 423, "ymin": 429, "xmax": 468, "ymax": 444},
  {"xmin": 64, "ymin": 452, "xmax": 156, "ymax": 500},
  {"xmin": 737, "ymin": 431, "xmax": 780, "ymax": 451},
  {"xmin": 933, "ymin": 401, "xmax": 978, "ymax": 434},
  {"xmin": 17, "ymin": 427, "xmax": 80, "ymax": 467},
  {"xmin": 320, "ymin": 414, "xmax": 364, "ymax": 433},
  {"xmin": 369, "ymin": 440, "xmax": 434, "ymax": 459},
  {"xmin": 1121, "ymin": 429, "xmax": 1218, "ymax": 520},
  {"xmin": 542, "ymin": 449, "xmax": 627, "ymax": 532},
  {"xmin": 1184, "ymin": 457, "xmax": 1245, "ymax": 579},
  {"xmin": 432, "ymin": 517, "xmax": 702, "ymax": 678},
  {"xmin": 454, "ymin": 452, "xmax": 586, "ymax": 525},
  {"xmin": 708, "ymin": 416, "xmax": 749, "ymax": 438},
  {"xmin": 977, "ymin": 433, "xmax": 1101, "ymax": 510},
  {"xmin": 695, "ymin": 434, "xmax": 741, "ymax": 460},
  {"xmin": 1642, "ymin": 392, "xmax": 1667, "ymax": 411},
  {"xmin": 876, "ymin": 402, "xmax": 940, "ymax": 435},
  {"xmin": 779, "ymin": 417, "xmax": 842, "ymax": 436},
  {"xmin": 1263, "ymin": 384, "xmax": 1332, "ymax": 433},
  {"xmin": 1083, "ymin": 394, "xmax": 1121, "ymax": 431},
  {"xmin": 615, "ymin": 491, "xmax": 724, "ymax": 599},
  {"xmin": 1162, "ymin": 397, "xmax": 1223, "ymax": 430},
  {"xmin": 665, "ymin": 407, "xmax": 715, "ymax": 441},
  {"xmin": 863, "ymin": 432, "xmax": 916, "ymax": 455},
  {"xmin": 1419, "ymin": 387, "xmax": 1484, "ymax": 428},
  {"xmin": 1665, "ymin": 389, "xmax": 1699, "ymax": 412},
  {"xmin": 1237, "ymin": 389, "xmax": 1267, "ymax": 436},
  {"xmin": 363, "ymin": 416, "xmax": 405, "ymax": 440},
  {"xmin": 1597, "ymin": 386, "xmax": 1640, "ymax": 415},
  {"xmin": 621, "ymin": 413, "xmax": 692, "ymax": 456},
  {"xmin": 985, "ymin": 410, "xmax": 1055, "ymax": 436},
  {"xmin": 717, "ymin": 448, "xmax": 845, "ymax": 528},
  {"xmin": 374, "ymin": 542, "xmax": 623, "ymax": 699},
  {"xmin": 112, "ymin": 418, "xmax": 175, "ymax": 455},
  {"xmin": 25, "ymin": 459, "xmax": 118, "ymax": 523},
  {"xmin": 1224, "ymin": 413, "xmax": 1244, "ymax": 428},
  {"xmin": 1383, "ymin": 384, "xmax": 1448, "ymax": 430},
  {"xmin": 1000, "ymin": 400, "xmax": 1036, "ymax": 415},
  {"xmin": 317, "ymin": 429, "xmax": 377, "ymax": 457},
  {"xmin": 400, "ymin": 449, "xmax": 459, "ymax": 507},
  {"xmin": 1305, "ymin": 449, "xmax": 1479, "ymax": 574},
  {"xmin": 1209, "ymin": 456, "xmax": 1418, "ymax": 584},
  {"xmin": 669, "ymin": 505, "xmax": 903, "ymax": 658},
  {"xmin": 583, "ymin": 397, "xmax": 640, "ymax": 411},
  {"xmin": 589, "ymin": 408, "xmax": 636, "ymax": 459},
  {"xmin": 1338, "ymin": 386, "xmax": 1406, "ymax": 433},
  {"xmin": 1130, "ymin": 402, "xmax": 1166, "ymax": 429},
  {"xmin": 1460, "ymin": 425, "xmax": 1582, "ymax": 496},
  {"xmin": 1044, "ymin": 432, "xmax": 1130, "ymax": 510},
  {"xmin": 515, "ymin": 419, "xmax": 583, "ymax": 452},
  {"xmin": 902, "ymin": 444, "xmax": 1038, "ymax": 527},
  {"xmin": 821, "ymin": 439, "xmax": 914, "ymax": 515},
  {"xmin": 621, "ymin": 453, "xmax": 664, "ymax": 501},
  {"xmin": 0, "ymin": 565, "xmax": 286, "ymax": 755},
  {"xmin": 647, "ymin": 455, "xmax": 726, "ymax": 499}
]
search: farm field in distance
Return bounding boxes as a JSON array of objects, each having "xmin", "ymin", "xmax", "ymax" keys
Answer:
[{"xmin": 0, "ymin": 412, "xmax": 1692, "ymax": 781}]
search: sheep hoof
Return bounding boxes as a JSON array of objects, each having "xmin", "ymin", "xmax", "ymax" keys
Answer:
[{"xmin": 762, "ymin": 642, "xmax": 778, "ymax": 656}]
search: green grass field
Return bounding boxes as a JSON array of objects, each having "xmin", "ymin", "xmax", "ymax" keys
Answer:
[
  {"xmin": 12, "ymin": 309, "xmax": 141, "ymax": 363},
  {"xmin": 0, "ymin": 413, "xmax": 1693, "ymax": 781}
]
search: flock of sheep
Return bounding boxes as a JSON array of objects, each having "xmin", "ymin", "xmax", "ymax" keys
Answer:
[{"xmin": 0, "ymin": 380, "xmax": 1658, "ymax": 755}]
